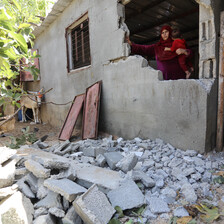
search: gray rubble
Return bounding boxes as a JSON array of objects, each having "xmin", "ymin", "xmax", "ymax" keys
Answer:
[{"xmin": 1, "ymin": 135, "xmax": 224, "ymax": 224}]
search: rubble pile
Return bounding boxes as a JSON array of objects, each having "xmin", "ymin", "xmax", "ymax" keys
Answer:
[{"xmin": 0, "ymin": 136, "xmax": 224, "ymax": 224}]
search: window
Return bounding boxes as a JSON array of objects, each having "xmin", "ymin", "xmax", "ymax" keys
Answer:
[{"xmin": 66, "ymin": 13, "xmax": 91, "ymax": 72}]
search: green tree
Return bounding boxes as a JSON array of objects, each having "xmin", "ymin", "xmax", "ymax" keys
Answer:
[{"xmin": 0, "ymin": 0, "xmax": 50, "ymax": 110}]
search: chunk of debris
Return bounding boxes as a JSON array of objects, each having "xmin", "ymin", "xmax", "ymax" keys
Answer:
[
  {"xmin": 0, "ymin": 147, "xmax": 17, "ymax": 165},
  {"xmin": 73, "ymin": 184, "xmax": 115, "ymax": 224},
  {"xmin": 49, "ymin": 207, "xmax": 65, "ymax": 218},
  {"xmin": 107, "ymin": 179, "xmax": 145, "ymax": 210},
  {"xmin": 104, "ymin": 152, "xmax": 124, "ymax": 169},
  {"xmin": 25, "ymin": 159, "xmax": 50, "ymax": 178},
  {"xmin": 0, "ymin": 191, "xmax": 34, "ymax": 224},
  {"xmin": 44, "ymin": 178, "xmax": 87, "ymax": 202},
  {"xmin": 0, "ymin": 184, "xmax": 18, "ymax": 200},
  {"xmin": 116, "ymin": 153, "xmax": 138, "ymax": 173},
  {"xmin": 33, "ymin": 214, "xmax": 55, "ymax": 224},
  {"xmin": 62, "ymin": 206, "xmax": 82, "ymax": 224},
  {"xmin": 147, "ymin": 197, "xmax": 170, "ymax": 214},
  {"xmin": 181, "ymin": 183, "xmax": 197, "ymax": 203},
  {"xmin": 129, "ymin": 170, "xmax": 155, "ymax": 187},
  {"xmin": 0, "ymin": 159, "xmax": 16, "ymax": 188}
]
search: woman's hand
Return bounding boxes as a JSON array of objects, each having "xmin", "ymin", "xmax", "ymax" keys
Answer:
[
  {"xmin": 125, "ymin": 35, "xmax": 132, "ymax": 46},
  {"xmin": 176, "ymin": 48, "xmax": 188, "ymax": 55}
]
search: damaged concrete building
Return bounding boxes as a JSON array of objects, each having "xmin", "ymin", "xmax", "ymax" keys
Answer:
[{"xmin": 27, "ymin": 0, "xmax": 224, "ymax": 153}]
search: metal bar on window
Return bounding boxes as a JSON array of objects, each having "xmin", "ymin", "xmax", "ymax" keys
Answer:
[
  {"xmin": 75, "ymin": 31, "xmax": 78, "ymax": 61},
  {"xmin": 81, "ymin": 30, "xmax": 85, "ymax": 63}
]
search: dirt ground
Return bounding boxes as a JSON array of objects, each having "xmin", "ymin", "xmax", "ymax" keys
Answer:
[{"xmin": 0, "ymin": 121, "xmax": 79, "ymax": 147}]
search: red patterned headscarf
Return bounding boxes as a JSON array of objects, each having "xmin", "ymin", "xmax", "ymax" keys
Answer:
[{"xmin": 155, "ymin": 25, "xmax": 177, "ymax": 61}]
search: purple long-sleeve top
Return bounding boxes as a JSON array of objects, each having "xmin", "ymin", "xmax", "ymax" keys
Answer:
[{"xmin": 131, "ymin": 43, "xmax": 186, "ymax": 80}]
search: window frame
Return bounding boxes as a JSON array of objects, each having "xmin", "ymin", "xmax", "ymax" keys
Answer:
[{"xmin": 65, "ymin": 13, "xmax": 91, "ymax": 73}]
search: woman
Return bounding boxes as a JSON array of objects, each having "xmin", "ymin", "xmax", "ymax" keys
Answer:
[{"xmin": 126, "ymin": 25, "xmax": 190, "ymax": 80}]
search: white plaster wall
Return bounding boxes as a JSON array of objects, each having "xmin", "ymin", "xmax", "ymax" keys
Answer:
[{"xmin": 32, "ymin": 0, "xmax": 217, "ymax": 152}]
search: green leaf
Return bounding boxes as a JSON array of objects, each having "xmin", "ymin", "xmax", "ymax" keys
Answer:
[
  {"xmin": 125, "ymin": 220, "xmax": 134, "ymax": 224},
  {"xmin": 8, "ymin": 31, "xmax": 28, "ymax": 54},
  {"xmin": 11, "ymin": 0, "xmax": 21, "ymax": 12},
  {"xmin": 194, "ymin": 204, "xmax": 220, "ymax": 224},
  {"xmin": 108, "ymin": 218, "xmax": 121, "ymax": 224},
  {"xmin": 114, "ymin": 206, "xmax": 124, "ymax": 218}
]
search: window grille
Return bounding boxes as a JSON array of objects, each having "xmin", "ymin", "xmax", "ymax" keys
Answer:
[{"xmin": 66, "ymin": 14, "xmax": 91, "ymax": 71}]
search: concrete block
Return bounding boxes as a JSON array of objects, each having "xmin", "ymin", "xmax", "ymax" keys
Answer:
[
  {"xmin": 147, "ymin": 197, "xmax": 170, "ymax": 214},
  {"xmin": 15, "ymin": 167, "xmax": 29, "ymax": 179},
  {"xmin": 54, "ymin": 139, "xmax": 70, "ymax": 155},
  {"xmin": 25, "ymin": 159, "xmax": 50, "ymax": 178},
  {"xmin": 75, "ymin": 163, "xmax": 123, "ymax": 191},
  {"xmin": 83, "ymin": 147, "xmax": 96, "ymax": 157},
  {"xmin": 0, "ymin": 147, "xmax": 17, "ymax": 165},
  {"xmin": 73, "ymin": 184, "xmax": 115, "ymax": 224},
  {"xmin": 130, "ymin": 170, "xmax": 155, "ymax": 187},
  {"xmin": 104, "ymin": 152, "xmax": 123, "ymax": 169},
  {"xmin": 95, "ymin": 147, "xmax": 106, "ymax": 157},
  {"xmin": 51, "ymin": 166, "xmax": 76, "ymax": 180},
  {"xmin": 62, "ymin": 206, "xmax": 82, "ymax": 224},
  {"xmin": 34, "ymin": 190, "xmax": 62, "ymax": 209},
  {"xmin": 107, "ymin": 179, "xmax": 145, "ymax": 210},
  {"xmin": 44, "ymin": 178, "xmax": 87, "ymax": 202},
  {"xmin": 0, "ymin": 184, "xmax": 18, "ymax": 200},
  {"xmin": 96, "ymin": 154, "xmax": 106, "ymax": 167},
  {"xmin": 49, "ymin": 207, "xmax": 65, "ymax": 217},
  {"xmin": 33, "ymin": 214, "xmax": 55, "ymax": 224},
  {"xmin": 173, "ymin": 206, "xmax": 189, "ymax": 217},
  {"xmin": 0, "ymin": 191, "xmax": 34, "ymax": 224},
  {"xmin": 0, "ymin": 159, "xmax": 16, "ymax": 188},
  {"xmin": 116, "ymin": 153, "xmax": 138, "ymax": 173}
]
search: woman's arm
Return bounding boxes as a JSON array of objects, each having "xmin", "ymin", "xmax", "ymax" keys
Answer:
[
  {"xmin": 176, "ymin": 48, "xmax": 189, "ymax": 56},
  {"xmin": 126, "ymin": 36, "xmax": 155, "ymax": 57}
]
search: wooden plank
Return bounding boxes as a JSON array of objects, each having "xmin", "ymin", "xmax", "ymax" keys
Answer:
[{"xmin": 59, "ymin": 94, "xmax": 85, "ymax": 141}]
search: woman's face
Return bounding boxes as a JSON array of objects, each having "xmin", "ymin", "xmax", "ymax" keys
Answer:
[{"xmin": 161, "ymin": 29, "xmax": 169, "ymax": 41}]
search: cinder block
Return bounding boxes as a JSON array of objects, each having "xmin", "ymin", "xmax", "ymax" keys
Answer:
[
  {"xmin": 104, "ymin": 152, "xmax": 123, "ymax": 169},
  {"xmin": 44, "ymin": 178, "xmax": 87, "ymax": 202},
  {"xmin": 25, "ymin": 159, "xmax": 50, "ymax": 179},
  {"xmin": 116, "ymin": 153, "xmax": 138, "ymax": 173},
  {"xmin": 73, "ymin": 184, "xmax": 115, "ymax": 224}
]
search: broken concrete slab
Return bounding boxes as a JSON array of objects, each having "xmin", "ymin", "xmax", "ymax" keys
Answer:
[
  {"xmin": 34, "ymin": 190, "xmax": 62, "ymax": 209},
  {"xmin": 0, "ymin": 184, "xmax": 18, "ymax": 200},
  {"xmin": 44, "ymin": 178, "xmax": 87, "ymax": 202},
  {"xmin": 73, "ymin": 184, "xmax": 115, "ymax": 224},
  {"xmin": 25, "ymin": 172, "xmax": 38, "ymax": 193},
  {"xmin": 33, "ymin": 214, "xmax": 55, "ymax": 224},
  {"xmin": 34, "ymin": 207, "xmax": 48, "ymax": 219},
  {"xmin": 62, "ymin": 206, "xmax": 82, "ymax": 224},
  {"xmin": 96, "ymin": 154, "xmax": 106, "ymax": 167},
  {"xmin": 17, "ymin": 147, "xmax": 123, "ymax": 191},
  {"xmin": 49, "ymin": 207, "xmax": 65, "ymax": 217},
  {"xmin": 104, "ymin": 152, "xmax": 123, "ymax": 169},
  {"xmin": 116, "ymin": 153, "xmax": 138, "ymax": 173},
  {"xmin": 0, "ymin": 191, "xmax": 34, "ymax": 224},
  {"xmin": 17, "ymin": 178, "xmax": 36, "ymax": 198},
  {"xmin": 0, "ymin": 147, "xmax": 17, "ymax": 165},
  {"xmin": 25, "ymin": 159, "xmax": 50, "ymax": 179},
  {"xmin": 75, "ymin": 163, "xmax": 123, "ymax": 192},
  {"xmin": 0, "ymin": 159, "xmax": 16, "ymax": 188},
  {"xmin": 107, "ymin": 179, "xmax": 145, "ymax": 210}
]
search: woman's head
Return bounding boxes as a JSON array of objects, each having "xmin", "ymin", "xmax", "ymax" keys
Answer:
[{"xmin": 160, "ymin": 25, "xmax": 172, "ymax": 41}]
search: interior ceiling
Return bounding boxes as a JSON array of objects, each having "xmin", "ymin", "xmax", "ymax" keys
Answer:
[{"xmin": 125, "ymin": 0, "xmax": 199, "ymax": 49}]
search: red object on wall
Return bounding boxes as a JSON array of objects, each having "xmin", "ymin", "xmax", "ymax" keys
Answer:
[
  {"xmin": 20, "ymin": 49, "xmax": 40, "ymax": 81},
  {"xmin": 58, "ymin": 93, "xmax": 85, "ymax": 141},
  {"xmin": 82, "ymin": 81, "xmax": 102, "ymax": 140}
]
